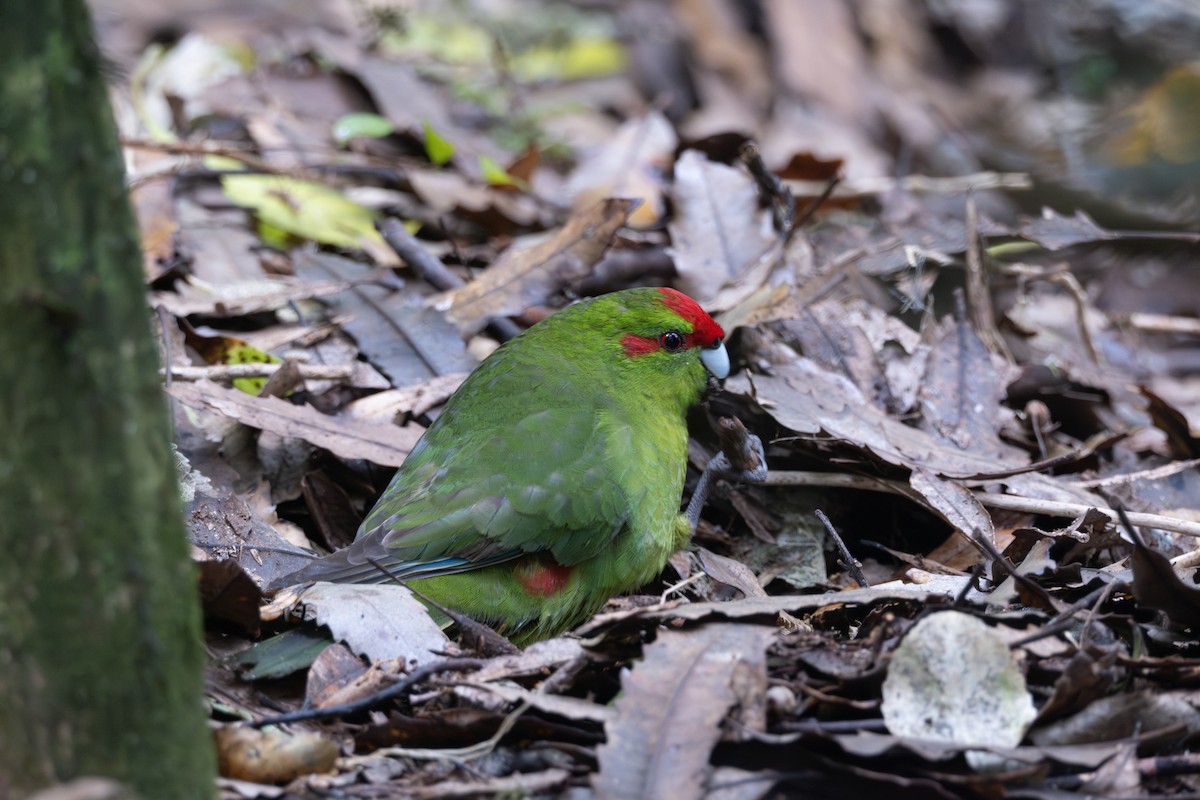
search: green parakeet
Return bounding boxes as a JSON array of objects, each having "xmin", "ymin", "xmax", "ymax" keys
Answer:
[{"xmin": 274, "ymin": 287, "xmax": 731, "ymax": 644}]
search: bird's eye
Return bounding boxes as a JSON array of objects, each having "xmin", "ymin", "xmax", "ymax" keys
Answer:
[{"xmin": 660, "ymin": 331, "xmax": 685, "ymax": 352}]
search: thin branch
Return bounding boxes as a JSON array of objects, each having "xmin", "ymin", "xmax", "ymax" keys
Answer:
[
  {"xmin": 815, "ymin": 509, "xmax": 869, "ymax": 587},
  {"xmin": 378, "ymin": 217, "xmax": 523, "ymax": 342},
  {"xmin": 782, "ymin": 171, "xmax": 1032, "ymax": 198},
  {"xmin": 252, "ymin": 658, "xmax": 485, "ymax": 727},
  {"xmin": 761, "ymin": 470, "xmax": 1200, "ymax": 538},
  {"xmin": 163, "ymin": 363, "xmax": 356, "ymax": 381}
]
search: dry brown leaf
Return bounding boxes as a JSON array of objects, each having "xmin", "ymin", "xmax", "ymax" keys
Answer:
[
  {"xmin": 696, "ymin": 546, "xmax": 770, "ymax": 598},
  {"xmin": 674, "ymin": 0, "xmax": 772, "ymax": 112},
  {"xmin": 168, "ymin": 382, "xmax": 423, "ymax": 467},
  {"xmin": 565, "ymin": 111, "xmax": 677, "ymax": 228},
  {"xmin": 730, "ymin": 359, "xmax": 1028, "ymax": 477},
  {"xmin": 763, "ymin": 0, "xmax": 875, "ymax": 127},
  {"xmin": 342, "ymin": 373, "xmax": 469, "ymax": 423},
  {"xmin": 669, "ymin": 149, "xmax": 777, "ymax": 309},
  {"xmin": 436, "ymin": 198, "xmax": 638, "ymax": 334},
  {"xmin": 153, "ymin": 273, "xmax": 351, "ymax": 318},
  {"xmin": 909, "ymin": 467, "xmax": 995, "ymax": 544},
  {"xmin": 1127, "ymin": 525, "xmax": 1200, "ymax": 628},
  {"xmin": 296, "ymin": 251, "xmax": 476, "ymax": 386},
  {"xmin": 408, "ymin": 168, "xmax": 545, "ymax": 229},
  {"xmin": 593, "ymin": 623, "xmax": 774, "ymax": 800},
  {"xmin": 918, "ymin": 316, "xmax": 1024, "ymax": 461}
]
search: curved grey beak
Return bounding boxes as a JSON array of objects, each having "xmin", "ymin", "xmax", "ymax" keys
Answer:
[{"xmin": 700, "ymin": 340, "xmax": 730, "ymax": 380}]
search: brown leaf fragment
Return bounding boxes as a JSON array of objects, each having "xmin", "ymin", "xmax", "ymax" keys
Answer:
[
  {"xmin": 303, "ymin": 642, "xmax": 370, "ymax": 709},
  {"xmin": 1031, "ymin": 690, "xmax": 1200, "ymax": 746},
  {"xmin": 437, "ymin": 198, "xmax": 638, "ymax": 334},
  {"xmin": 305, "ymin": 644, "xmax": 408, "ymax": 712},
  {"xmin": 1019, "ymin": 209, "xmax": 1117, "ymax": 251},
  {"xmin": 300, "ymin": 470, "xmax": 360, "ymax": 551},
  {"xmin": 1036, "ymin": 650, "xmax": 1121, "ymax": 724},
  {"xmin": 296, "ymin": 251, "xmax": 476, "ymax": 385},
  {"xmin": 917, "ymin": 311, "xmax": 1023, "ymax": 461},
  {"xmin": 1126, "ymin": 522, "xmax": 1200, "ymax": 628},
  {"xmin": 696, "ymin": 547, "xmax": 769, "ymax": 598},
  {"xmin": 593, "ymin": 623, "xmax": 773, "ymax": 800},
  {"xmin": 909, "ymin": 467, "xmax": 995, "ymax": 545},
  {"xmin": 168, "ymin": 381, "xmax": 423, "ymax": 467},
  {"xmin": 197, "ymin": 559, "xmax": 263, "ymax": 634}
]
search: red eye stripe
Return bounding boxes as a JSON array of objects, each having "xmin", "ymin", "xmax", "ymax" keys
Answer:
[
  {"xmin": 657, "ymin": 288, "xmax": 724, "ymax": 347},
  {"xmin": 621, "ymin": 333, "xmax": 662, "ymax": 356}
]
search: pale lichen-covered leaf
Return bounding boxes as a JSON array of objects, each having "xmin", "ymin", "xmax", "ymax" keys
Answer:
[
  {"xmin": 882, "ymin": 611, "xmax": 1036, "ymax": 768},
  {"xmin": 593, "ymin": 624, "xmax": 773, "ymax": 800},
  {"xmin": 294, "ymin": 583, "xmax": 449, "ymax": 665}
]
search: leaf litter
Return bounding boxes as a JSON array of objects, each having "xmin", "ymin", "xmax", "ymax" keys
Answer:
[{"xmin": 94, "ymin": 0, "xmax": 1200, "ymax": 796}]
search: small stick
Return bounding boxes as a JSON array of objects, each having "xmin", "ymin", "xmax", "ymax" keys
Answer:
[
  {"xmin": 253, "ymin": 658, "xmax": 485, "ymax": 727},
  {"xmin": 815, "ymin": 509, "xmax": 869, "ymax": 588},
  {"xmin": 378, "ymin": 218, "xmax": 523, "ymax": 342}
]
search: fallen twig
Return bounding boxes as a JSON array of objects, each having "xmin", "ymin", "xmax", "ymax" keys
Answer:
[{"xmin": 762, "ymin": 470, "xmax": 1200, "ymax": 538}]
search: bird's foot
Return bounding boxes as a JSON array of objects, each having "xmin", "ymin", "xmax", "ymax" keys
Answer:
[{"xmin": 685, "ymin": 417, "xmax": 768, "ymax": 531}]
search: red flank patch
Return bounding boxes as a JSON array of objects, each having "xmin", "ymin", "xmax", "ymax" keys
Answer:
[{"xmin": 515, "ymin": 556, "xmax": 575, "ymax": 597}]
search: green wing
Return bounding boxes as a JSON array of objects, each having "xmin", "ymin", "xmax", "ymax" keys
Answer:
[{"xmin": 274, "ymin": 349, "xmax": 634, "ymax": 587}]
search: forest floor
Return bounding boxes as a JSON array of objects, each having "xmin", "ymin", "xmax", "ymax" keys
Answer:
[{"xmin": 93, "ymin": 0, "xmax": 1200, "ymax": 796}]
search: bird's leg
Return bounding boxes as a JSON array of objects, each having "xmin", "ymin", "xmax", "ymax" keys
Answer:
[{"xmin": 685, "ymin": 417, "xmax": 767, "ymax": 531}]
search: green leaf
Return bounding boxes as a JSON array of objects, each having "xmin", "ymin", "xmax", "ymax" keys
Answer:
[
  {"xmin": 479, "ymin": 155, "xmax": 526, "ymax": 189},
  {"xmin": 218, "ymin": 170, "xmax": 385, "ymax": 252},
  {"xmin": 422, "ymin": 121, "xmax": 456, "ymax": 166},
  {"xmin": 226, "ymin": 343, "xmax": 281, "ymax": 396},
  {"xmin": 513, "ymin": 36, "xmax": 625, "ymax": 82},
  {"xmin": 332, "ymin": 112, "xmax": 395, "ymax": 146}
]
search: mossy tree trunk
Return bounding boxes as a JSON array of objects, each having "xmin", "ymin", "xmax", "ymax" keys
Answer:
[{"xmin": 0, "ymin": 1, "xmax": 216, "ymax": 797}]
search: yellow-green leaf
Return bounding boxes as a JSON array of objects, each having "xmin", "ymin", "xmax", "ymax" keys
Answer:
[
  {"xmin": 219, "ymin": 172, "xmax": 385, "ymax": 252},
  {"xmin": 513, "ymin": 37, "xmax": 626, "ymax": 82},
  {"xmin": 422, "ymin": 121, "xmax": 456, "ymax": 166},
  {"xmin": 332, "ymin": 112, "xmax": 396, "ymax": 146},
  {"xmin": 479, "ymin": 155, "xmax": 527, "ymax": 189},
  {"xmin": 226, "ymin": 343, "xmax": 281, "ymax": 395}
]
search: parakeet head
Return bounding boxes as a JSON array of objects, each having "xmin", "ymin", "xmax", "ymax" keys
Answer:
[{"xmin": 519, "ymin": 286, "xmax": 729, "ymax": 412}]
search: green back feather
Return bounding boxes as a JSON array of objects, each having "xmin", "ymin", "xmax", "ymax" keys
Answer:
[{"xmin": 276, "ymin": 288, "xmax": 715, "ymax": 640}]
